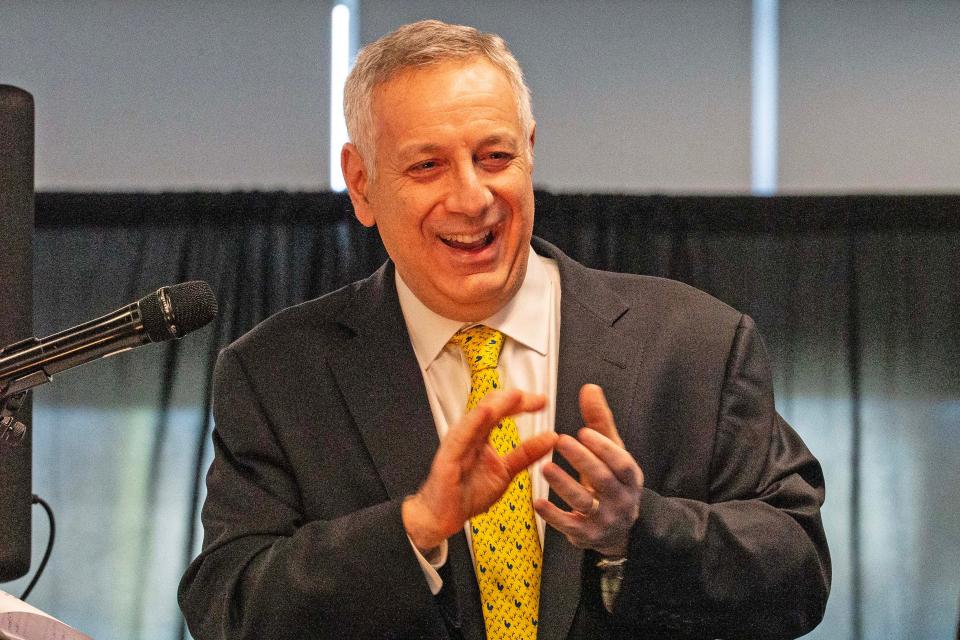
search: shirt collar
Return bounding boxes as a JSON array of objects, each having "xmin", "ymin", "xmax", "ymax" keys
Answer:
[{"xmin": 396, "ymin": 247, "xmax": 552, "ymax": 371}]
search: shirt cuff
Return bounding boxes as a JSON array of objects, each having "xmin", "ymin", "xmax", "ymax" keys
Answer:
[{"xmin": 407, "ymin": 536, "xmax": 449, "ymax": 595}]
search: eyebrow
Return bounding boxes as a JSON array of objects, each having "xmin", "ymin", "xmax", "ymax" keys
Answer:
[
  {"xmin": 477, "ymin": 133, "xmax": 520, "ymax": 149},
  {"xmin": 397, "ymin": 143, "xmax": 445, "ymax": 160},
  {"xmin": 397, "ymin": 133, "xmax": 521, "ymax": 161}
]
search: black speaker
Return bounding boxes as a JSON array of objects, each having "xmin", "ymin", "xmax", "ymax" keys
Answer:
[{"xmin": 0, "ymin": 84, "xmax": 34, "ymax": 582}]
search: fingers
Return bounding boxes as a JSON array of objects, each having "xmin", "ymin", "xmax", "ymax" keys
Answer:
[
  {"xmin": 533, "ymin": 497, "xmax": 585, "ymax": 539},
  {"xmin": 552, "ymin": 432, "xmax": 636, "ymax": 497},
  {"xmin": 502, "ymin": 431, "xmax": 557, "ymax": 477},
  {"xmin": 536, "ymin": 423, "xmax": 644, "ymax": 557},
  {"xmin": 410, "ymin": 390, "xmax": 549, "ymax": 548},
  {"xmin": 579, "ymin": 384, "xmax": 624, "ymax": 448},
  {"xmin": 577, "ymin": 429, "xmax": 644, "ymax": 488},
  {"xmin": 446, "ymin": 389, "xmax": 547, "ymax": 457},
  {"xmin": 541, "ymin": 460, "xmax": 596, "ymax": 515},
  {"xmin": 547, "ymin": 432, "xmax": 643, "ymax": 506}
]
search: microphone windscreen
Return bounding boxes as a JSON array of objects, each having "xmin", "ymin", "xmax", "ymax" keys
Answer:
[
  {"xmin": 167, "ymin": 281, "xmax": 219, "ymax": 333},
  {"xmin": 139, "ymin": 281, "xmax": 218, "ymax": 342}
]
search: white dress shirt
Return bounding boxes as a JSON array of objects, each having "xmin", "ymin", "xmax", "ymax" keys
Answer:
[{"xmin": 396, "ymin": 247, "xmax": 562, "ymax": 594}]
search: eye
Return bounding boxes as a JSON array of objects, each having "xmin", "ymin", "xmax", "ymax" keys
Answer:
[
  {"xmin": 479, "ymin": 151, "xmax": 515, "ymax": 170},
  {"xmin": 407, "ymin": 159, "xmax": 442, "ymax": 176}
]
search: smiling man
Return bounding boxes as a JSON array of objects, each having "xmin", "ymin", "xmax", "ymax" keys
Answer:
[
  {"xmin": 180, "ymin": 20, "xmax": 830, "ymax": 640},
  {"xmin": 346, "ymin": 55, "xmax": 536, "ymax": 323}
]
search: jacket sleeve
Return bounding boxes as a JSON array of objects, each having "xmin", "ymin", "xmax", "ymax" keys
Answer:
[
  {"xmin": 177, "ymin": 347, "xmax": 445, "ymax": 640},
  {"xmin": 614, "ymin": 315, "xmax": 831, "ymax": 639}
]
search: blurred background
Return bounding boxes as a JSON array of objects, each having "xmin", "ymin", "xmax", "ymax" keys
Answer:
[{"xmin": 1, "ymin": 1, "xmax": 958, "ymax": 639}]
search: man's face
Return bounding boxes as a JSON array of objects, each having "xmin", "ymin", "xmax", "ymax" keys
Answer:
[{"xmin": 343, "ymin": 57, "xmax": 536, "ymax": 322}]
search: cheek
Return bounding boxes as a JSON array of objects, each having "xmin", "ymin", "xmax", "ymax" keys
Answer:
[
  {"xmin": 501, "ymin": 172, "xmax": 534, "ymax": 209},
  {"xmin": 507, "ymin": 191, "xmax": 535, "ymax": 234},
  {"xmin": 380, "ymin": 209, "xmax": 438, "ymax": 262}
]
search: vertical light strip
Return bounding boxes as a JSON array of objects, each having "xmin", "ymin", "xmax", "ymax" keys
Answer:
[
  {"xmin": 751, "ymin": 0, "xmax": 778, "ymax": 195},
  {"xmin": 329, "ymin": 2, "xmax": 353, "ymax": 192}
]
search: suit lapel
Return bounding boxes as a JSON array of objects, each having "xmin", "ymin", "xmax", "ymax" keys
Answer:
[
  {"xmin": 448, "ymin": 529, "xmax": 485, "ymax": 639},
  {"xmin": 326, "ymin": 262, "xmax": 439, "ymax": 501},
  {"xmin": 534, "ymin": 239, "xmax": 641, "ymax": 640}
]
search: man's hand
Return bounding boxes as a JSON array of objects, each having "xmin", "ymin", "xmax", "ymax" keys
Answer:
[
  {"xmin": 402, "ymin": 389, "xmax": 556, "ymax": 554},
  {"xmin": 534, "ymin": 384, "xmax": 644, "ymax": 557}
]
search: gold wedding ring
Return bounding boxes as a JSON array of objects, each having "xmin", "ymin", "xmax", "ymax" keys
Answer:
[{"xmin": 577, "ymin": 496, "xmax": 600, "ymax": 517}]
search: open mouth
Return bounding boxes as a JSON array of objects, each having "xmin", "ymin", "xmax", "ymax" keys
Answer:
[{"xmin": 438, "ymin": 229, "xmax": 495, "ymax": 251}]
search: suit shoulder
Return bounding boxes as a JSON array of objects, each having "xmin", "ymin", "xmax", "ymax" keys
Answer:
[
  {"xmin": 538, "ymin": 236, "xmax": 741, "ymax": 327},
  {"xmin": 586, "ymin": 270, "xmax": 755, "ymax": 386},
  {"xmin": 596, "ymin": 269, "xmax": 742, "ymax": 325}
]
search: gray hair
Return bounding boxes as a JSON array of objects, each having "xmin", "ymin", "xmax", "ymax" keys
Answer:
[{"xmin": 343, "ymin": 19, "xmax": 533, "ymax": 170}]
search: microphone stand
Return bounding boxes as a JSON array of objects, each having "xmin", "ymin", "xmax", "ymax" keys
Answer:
[
  {"xmin": 0, "ymin": 392, "xmax": 28, "ymax": 447},
  {"xmin": 0, "ymin": 337, "xmax": 48, "ymax": 448}
]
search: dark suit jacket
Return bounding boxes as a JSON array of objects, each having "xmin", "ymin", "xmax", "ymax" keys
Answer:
[{"xmin": 179, "ymin": 238, "xmax": 830, "ymax": 639}]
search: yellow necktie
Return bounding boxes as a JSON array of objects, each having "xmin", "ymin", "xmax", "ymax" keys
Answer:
[{"xmin": 450, "ymin": 325, "xmax": 541, "ymax": 639}]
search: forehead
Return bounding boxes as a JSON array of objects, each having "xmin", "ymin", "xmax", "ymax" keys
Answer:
[{"xmin": 369, "ymin": 58, "xmax": 522, "ymax": 156}]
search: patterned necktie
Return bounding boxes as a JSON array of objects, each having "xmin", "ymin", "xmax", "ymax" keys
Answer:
[{"xmin": 450, "ymin": 325, "xmax": 541, "ymax": 639}]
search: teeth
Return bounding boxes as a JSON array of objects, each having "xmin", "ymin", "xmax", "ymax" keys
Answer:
[{"xmin": 440, "ymin": 230, "xmax": 491, "ymax": 244}]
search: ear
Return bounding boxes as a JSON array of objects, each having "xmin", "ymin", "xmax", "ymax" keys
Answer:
[
  {"xmin": 526, "ymin": 121, "xmax": 537, "ymax": 167},
  {"xmin": 341, "ymin": 142, "xmax": 375, "ymax": 228}
]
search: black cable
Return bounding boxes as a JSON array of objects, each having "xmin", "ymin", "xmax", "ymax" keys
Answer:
[{"xmin": 20, "ymin": 495, "xmax": 55, "ymax": 600}]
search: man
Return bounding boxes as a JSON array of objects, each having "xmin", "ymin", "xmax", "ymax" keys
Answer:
[{"xmin": 179, "ymin": 20, "xmax": 830, "ymax": 639}]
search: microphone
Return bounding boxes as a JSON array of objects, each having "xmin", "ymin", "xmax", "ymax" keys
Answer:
[{"xmin": 0, "ymin": 281, "xmax": 218, "ymax": 405}]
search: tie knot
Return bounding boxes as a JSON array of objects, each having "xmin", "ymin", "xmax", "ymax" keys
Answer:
[{"xmin": 450, "ymin": 325, "xmax": 504, "ymax": 372}]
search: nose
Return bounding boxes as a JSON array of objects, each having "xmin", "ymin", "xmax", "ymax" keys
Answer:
[{"xmin": 445, "ymin": 161, "xmax": 493, "ymax": 216}]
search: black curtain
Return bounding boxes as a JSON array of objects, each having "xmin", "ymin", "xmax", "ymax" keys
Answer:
[{"xmin": 6, "ymin": 192, "xmax": 958, "ymax": 640}]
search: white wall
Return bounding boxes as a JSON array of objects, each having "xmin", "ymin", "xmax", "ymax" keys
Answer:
[
  {"xmin": 779, "ymin": 0, "xmax": 960, "ymax": 193},
  {"xmin": 2, "ymin": 0, "xmax": 959, "ymax": 193},
  {"xmin": 1, "ymin": 0, "xmax": 753, "ymax": 192},
  {"xmin": 0, "ymin": 0, "xmax": 330, "ymax": 191},
  {"xmin": 360, "ymin": 0, "xmax": 754, "ymax": 194}
]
